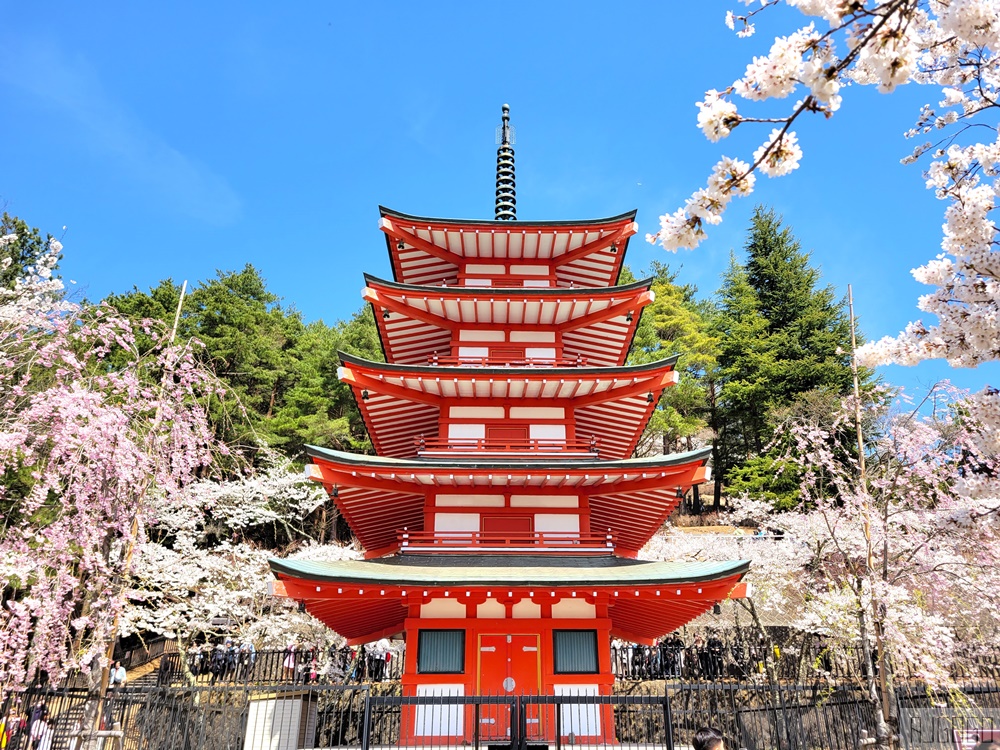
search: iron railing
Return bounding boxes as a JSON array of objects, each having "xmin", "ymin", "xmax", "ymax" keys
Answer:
[
  {"xmin": 157, "ymin": 645, "xmax": 405, "ymax": 686},
  {"xmin": 112, "ymin": 636, "xmax": 177, "ymax": 672}
]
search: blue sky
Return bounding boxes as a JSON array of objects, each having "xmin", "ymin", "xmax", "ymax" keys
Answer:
[{"xmin": 3, "ymin": 1, "xmax": 996, "ymax": 397}]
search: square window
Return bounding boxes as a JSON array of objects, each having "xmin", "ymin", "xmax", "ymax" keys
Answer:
[
  {"xmin": 417, "ymin": 630, "xmax": 465, "ymax": 674},
  {"xmin": 553, "ymin": 630, "xmax": 599, "ymax": 674}
]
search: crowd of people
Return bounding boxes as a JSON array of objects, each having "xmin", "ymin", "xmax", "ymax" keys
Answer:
[
  {"xmin": 611, "ymin": 631, "xmax": 805, "ymax": 681},
  {"xmin": 169, "ymin": 631, "xmax": 830, "ymax": 686},
  {"xmin": 172, "ymin": 637, "xmax": 403, "ymax": 685},
  {"xmin": 0, "ymin": 700, "xmax": 54, "ymax": 750},
  {"xmin": 184, "ymin": 639, "xmax": 258, "ymax": 682}
]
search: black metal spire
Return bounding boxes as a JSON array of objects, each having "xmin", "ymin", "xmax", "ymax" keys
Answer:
[{"xmin": 494, "ymin": 104, "xmax": 516, "ymax": 220}]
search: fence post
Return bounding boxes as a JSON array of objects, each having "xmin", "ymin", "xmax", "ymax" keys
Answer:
[
  {"xmin": 555, "ymin": 695, "xmax": 562, "ymax": 750},
  {"xmin": 663, "ymin": 692, "xmax": 675, "ymax": 750},
  {"xmin": 360, "ymin": 693, "xmax": 373, "ymax": 750},
  {"xmin": 518, "ymin": 695, "xmax": 527, "ymax": 750}
]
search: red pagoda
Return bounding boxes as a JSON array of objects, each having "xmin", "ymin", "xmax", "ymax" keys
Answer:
[{"xmin": 270, "ymin": 105, "xmax": 749, "ymax": 743}]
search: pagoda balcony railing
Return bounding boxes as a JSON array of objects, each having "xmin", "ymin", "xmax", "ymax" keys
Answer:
[
  {"xmin": 426, "ymin": 355, "xmax": 588, "ymax": 367},
  {"xmin": 398, "ymin": 529, "xmax": 616, "ymax": 555},
  {"xmin": 415, "ymin": 436, "xmax": 600, "ymax": 457}
]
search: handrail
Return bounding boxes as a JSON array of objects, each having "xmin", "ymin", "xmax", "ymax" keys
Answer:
[
  {"xmin": 426, "ymin": 355, "xmax": 588, "ymax": 367},
  {"xmin": 398, "ymin": 529, "xmax": 616, "ymax": 555},
  {"xmin": 415, "ymin": 436, "xmax": 600, "ymax": 454}
]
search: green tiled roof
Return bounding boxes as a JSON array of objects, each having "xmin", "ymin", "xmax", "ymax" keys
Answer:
[
  {"xmin": 303, "ymin": 444, "xmax": 712, "ymax": 470},
  {"xmin": 269, "ymin": 555, "xmax": 749, "ymax": 587}
]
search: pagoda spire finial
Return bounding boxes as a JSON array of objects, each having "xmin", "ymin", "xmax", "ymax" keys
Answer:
[{"xmin": 494, "ymin": 103, "xmax": 516, "ymax": 221}]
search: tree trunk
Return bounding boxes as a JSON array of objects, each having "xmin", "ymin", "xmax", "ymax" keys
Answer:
[{"xmin": 858, "ymin": 599, "xmax": 893, "ymax": 748}]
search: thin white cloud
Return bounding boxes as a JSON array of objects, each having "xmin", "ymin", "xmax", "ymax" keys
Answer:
[{"xmin": 0, "ymin": 37, "xmax": 241, "ymax": 225}]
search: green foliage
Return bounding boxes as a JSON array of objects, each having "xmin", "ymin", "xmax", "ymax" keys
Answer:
[
  {"xmin": 711, "ymin": 206, "xmax": 866, "ymax": 508},
  {"xmin": 105, "ymin": 266, "xmax": 381, "ymax": 463},
  {"xmin": 725, "ymin": 454, "xmax": 802, "ymax": 510},
  {"xmin": 1, "ymin": 213, "xmax": 58, "ymax": 289},
  {"xmin": 626, "ymin": 262, "xmax": 720, "ymax": 453}
]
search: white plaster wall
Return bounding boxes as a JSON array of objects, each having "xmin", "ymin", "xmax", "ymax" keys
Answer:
[
  {"xmin": 510, "ymin": 330, "xmax": 555, "ymax": 343},
  {"xmin": 551, "ymin": 599, "xmax": 596, "ymax": 618},
  {"xmin": 466, "ymin": 264, "xmax": 505, "ymax": 275},
  {"xmin": 459, "ymin": 330, "xmax": 506, "ymax": 342},
  {"xmin": 449, "ymin": 406, "xmax": 505, "ymax": 419},
  {"xmin": 458, "ymin": 346, "xmax": 489, "ymax": 359},
  {"xmin": 510, "ymin": 495, "xmax": 578, "ymax": 508},
  {"xmin": 510, "ymin": 407, "xmax": 564, "ymax": 420},
  {"xmin": 525, "ymin": 347, "xmax": 557, "ymax": 359},
  {"xmin": 448, "ymin": 424, "xmax": 485, "ymax": 439},
  {"xmin": 512, "ymin": 600, "xmax": 541, "ymax": 619},
  {"xmin": 435, "ymin": 494, "xmax": 505, "ymax": 507},
  {"xmin": 530, "ymin": 424, "xmax": 566, "ymax": 440},
  {"xmin": 419, "ymin": 598, "xmax": 468, "ymax": 618},
  {"xmin": 535, "ymin": 514, "xmax": 579, "ymax": 533},
  {"xmin": 464, "ymin": 279, "xmax": 491, "ymax": 287},
  {"xmin": 553, "ymin": 685, "xmax": 600, "ymax": 736},
  {"xmin": 434, "ymin": 513, "xmax": 480, "ymax": 532},
  {"xmin": 415, "ymin": 684, "xmax": 465, "ymax": 736},
  {"xmin": 522, "ymin": 279, "xmax": 551, "ymax": 287},
  {"xmin": 476, "ymin": 599, "xmax": 506, "ymax": 619},
  {"xmin": 510, "ymin": 265, "xmax": 549, "ymax": 275}
]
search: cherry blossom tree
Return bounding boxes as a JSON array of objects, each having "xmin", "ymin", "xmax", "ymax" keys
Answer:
[
  {"xmin": 0, "ymin": 234, "xmax": 223, "ymax": 692},
  {"xmin": 649, "ymin": 1, "xmax": 1000, "ymax": 381},
  {"xmin": 657, "ymin": 386, "xmax": 1000, "ymax": 747},
  {"xmin": 122, "ymin": 461, "xmax": 360, "ymax": 682}
]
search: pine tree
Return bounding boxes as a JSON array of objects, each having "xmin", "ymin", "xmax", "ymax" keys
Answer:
[
  {"xmin": 711, "ymin": 206, "xmax": 859, "ymax": 507},
  {"xmin": 105, "ymin": 267, "xmax": 383, "ymax": 462}
]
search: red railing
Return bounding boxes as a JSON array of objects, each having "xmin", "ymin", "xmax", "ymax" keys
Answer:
[
  {"xmin": 398, "ymin": 529, "xmax": 616, "ymax": 555},
  {"xmin": 426, "ymin": 355, "xmax": 588, "ymax": 367},
  {"xmin": 415, "ymin": 437, "xmax": 600, "ymax": 455}
]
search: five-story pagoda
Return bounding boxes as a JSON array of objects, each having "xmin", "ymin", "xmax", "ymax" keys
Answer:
[{"xmin": 270, "ymin": 106, "xmax": 749, "ymax": 744}]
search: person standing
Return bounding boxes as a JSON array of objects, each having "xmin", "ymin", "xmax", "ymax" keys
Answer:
[
  {"xmin": 29, "ymin": 706, "xmax": 55, "ymax": 750},
  {"xmin": 110, "ymin": 661, "xmax": 127, "ymax": 689},
  {"xmin": 707, "ymin": 631, "xmax": 725, "ymax": 678},
  {"xmin": 692, "ymin": 726, "xmax": 725, "ymax": 750},
  {"xmin": 665, "ymin": 632, "xmax": 684, "ymax": 678},
  {"xmin": 282, "ymin": 643, "xmax": 297, "ymax": 682}
]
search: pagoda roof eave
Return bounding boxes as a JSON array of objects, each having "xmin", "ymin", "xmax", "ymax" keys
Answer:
[
  {"xmin": 270, "ymin": 555, "xmax": 749, "ymax": 588},
  {"xmin": 304, "ymin": 444, "xmax": 711, "ymax": 472},
  {"xmin": 337, "ymin": 350, "xmax": 679, "ymax": 379},
  {"xmin": 365, "ymin": 275, "xmax": 654, "ymax": 368},
  {"xmin": 302, "ymin": 447, "xmax": 713, "ymax": 561},
  {"xmin": 378, "ymin": 206, "xmax": 638, "ymax": 230},
  {"xmin": 362, "ymin": 273, "xmax": 655, "ymax": 298},
  {"xmin": 271, "ymin": 555, "xmax": 748, "ymax": 646},
  {"xmin": 379, "ymin": 207, "xmax": 637, "ymax": 288}
]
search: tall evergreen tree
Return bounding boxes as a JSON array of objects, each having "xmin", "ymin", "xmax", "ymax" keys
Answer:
[
  {"xmin": 105, "ymin": 266, "xmax": 382, "ymax": 462},
  {"xmin": 711, "ymin": 206, "xmax": 859, "ymax": 507},
  {"xmin": 625, "ymin": 263, "xmax": 719, "ymax": 459}
]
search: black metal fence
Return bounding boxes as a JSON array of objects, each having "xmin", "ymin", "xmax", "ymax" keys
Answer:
[
  {"xmin": 4, "ymin": 645, "xmax": 999, "ymax": 750},
  {"xmin": 113, "ymin": 637, "xmax": 177, "ymax": 672},
  {"xmin": 7, "ymin": 680, "xmax": 997, "ymax": 750},
  {"xmin": 157, "ymin": 645, "xmax": 405, "ymax": 686},
  {"xmin": 611, "ymin": 642, "xmax": 1000, "ymax": 685},
  {"xmin": 153, "ymin": 641, "xmax": 1000, "ymax": 690}
]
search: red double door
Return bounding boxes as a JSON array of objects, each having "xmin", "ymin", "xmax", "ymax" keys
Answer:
[{"xmin": 477, "ymin": 634, "xmax": 542, "ymax": 740}]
